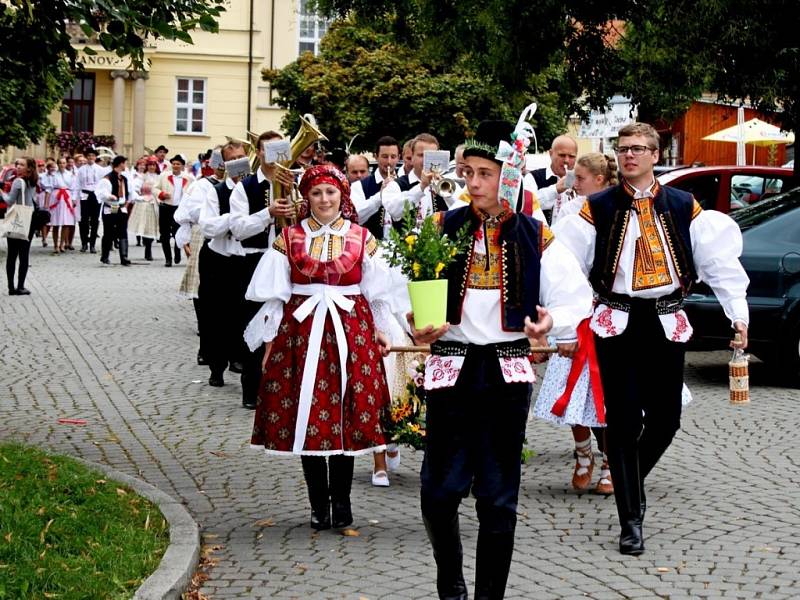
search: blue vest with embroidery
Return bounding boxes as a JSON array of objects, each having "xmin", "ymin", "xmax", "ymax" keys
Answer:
[
  {"xmin": 587, "ymin": 183, "xmax": 697, "ymax": 296},
  {"xmin": 440, "ymin": 206, "xmax": 541, "ymax": 332}
]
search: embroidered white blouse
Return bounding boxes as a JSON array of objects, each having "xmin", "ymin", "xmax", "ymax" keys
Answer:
[{"xmin": 243, "ymin": 215, "xmax": 396, "ymax": 351}]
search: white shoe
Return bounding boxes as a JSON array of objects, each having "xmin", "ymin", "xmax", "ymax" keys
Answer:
[
  {"xmin": 371, "ymin": 470, "xmax": 390, "ymax": 487},
  {"xmin": 386, "ymin": 449, "xmax": 401, "ymax": 472}
]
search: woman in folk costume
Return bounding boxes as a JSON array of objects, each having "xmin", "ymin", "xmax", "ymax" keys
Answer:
[
  {"xmin": 48, "ymin": 157, "xmax": 77, "ymax": 253},
  {"xmin": 409, "ymin": 118, "xmax": 592, "ymax": 600},
  {"xmin": 533, "ymin": 152, "xmax": 619, "ymax": 495},
  {"xmin": 245, "ymin": 165, "xmax": 394, "ymax": 531},
  {"xmin": 129, "ymin": 157, "xmax": 161, "ymax": 261}
]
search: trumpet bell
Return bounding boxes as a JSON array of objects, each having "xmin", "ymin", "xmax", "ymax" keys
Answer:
[{"xmin": 433, "ymin": 177, "xmax": 457, "ymax": 199}]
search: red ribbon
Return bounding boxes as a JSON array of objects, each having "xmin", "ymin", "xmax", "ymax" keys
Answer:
[
  {"xmin": 549, "ymin": 319, "xmax": 606, "ymax": 424},
  {"xmin": 50, "ymin": 188, "xmax": 75, "ymax": 216}
]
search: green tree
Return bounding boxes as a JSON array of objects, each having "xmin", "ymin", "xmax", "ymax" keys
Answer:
[
  {"xmin": 266, "ymin": 9, "xmax": 579, "ymax": 151},
  {"xmin": 0, "ymin": 0, "xmax": 226, "ymax": 149}
]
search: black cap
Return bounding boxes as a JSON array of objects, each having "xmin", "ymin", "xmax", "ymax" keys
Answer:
[
  {"xmin": 463, "ymin": 120, "xmax": 514, "ymax": 164},
  {"xmin": 155, "ymin": 145, "xmax": 169, "ymax": 153},
  {"xmin": 169, "ymin": 154, "xmax": 186, "ymax": 165}
]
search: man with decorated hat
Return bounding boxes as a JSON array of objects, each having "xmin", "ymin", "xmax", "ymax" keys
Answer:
[{"xmin": 409, "ymin": 118, "xmax": 592, "ymax": 599}]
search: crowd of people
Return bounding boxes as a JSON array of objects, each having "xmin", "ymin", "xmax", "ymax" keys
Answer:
[{"xmin": 1, "ymin": 120, "xmax": 750, "ymax": 599}]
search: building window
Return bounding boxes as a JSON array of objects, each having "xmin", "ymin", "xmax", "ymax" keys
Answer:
[
  {"xmin": 175, "ymin": 77, "xmax": 206, "ymax": 133},
  {"xmin": 297, "ymin": 0, "xmax": 330, "ymax": 56},
  {"xmin": 62, "ymin": 73, "xmax": 95, "ymax": 132}
]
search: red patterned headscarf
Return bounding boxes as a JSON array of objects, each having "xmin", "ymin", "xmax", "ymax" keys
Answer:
[{"xmin": 297, "ymin": 165, "xmax": 358, "ymax": 223}]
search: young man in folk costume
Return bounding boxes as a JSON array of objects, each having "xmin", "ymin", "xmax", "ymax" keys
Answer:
[
  {"xmin": 553, "ymin": 122, "xmax": 749, "ymax": 555},
  {"xmin": 410, "ymin": 120, "xmax": 593, "ymax": 599},
  {"xmin": 154, "ymin": 154, "xmax": 195, "ymax": 267},
  {"xmin": 95, "ymin": 155, "xmax": 134, "ymax": 266}
]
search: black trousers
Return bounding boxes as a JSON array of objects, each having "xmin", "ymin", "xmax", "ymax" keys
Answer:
[
  {"xmin": 79, "ymin": 194, "xmax": 101, "ymax": 247},
  {"xmin": 6, "ymin": 237, "xmax": 31, "ymax": 290},
  {"xmin": 198, "ymin": 242, "xmax": 246, "ymax": 376},
  {"xmin": 594, "ymin": 301, "xmax": 685, "ymax": 527},
  {"xmin": 239, "ymin": 252, "xmax": 267, "ymax": 404},
  {"xmin": 158, "ymin": 204, "xmax": 179, "ymax": 259},
  {"xmin": 101, "ymin": 212, "xmax": 129, "ymax": 255}
]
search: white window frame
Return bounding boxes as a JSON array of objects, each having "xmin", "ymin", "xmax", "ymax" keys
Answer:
[
  {"xmin": 174, "ymin": 77, "xmax": 207, "ymax": 135},
  {"xmin": 297, "ymin": 0, "xmax": 330, "ymax": 56}
]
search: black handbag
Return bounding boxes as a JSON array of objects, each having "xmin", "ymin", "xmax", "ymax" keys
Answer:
[{"xmin": 32, "ymin": 204, "xmax": 50, "ymax": 230}]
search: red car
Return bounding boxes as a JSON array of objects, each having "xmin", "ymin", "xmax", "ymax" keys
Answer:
[{"xmin": 657, "ymin": 165, "xmax": 795, "ymax": 213}]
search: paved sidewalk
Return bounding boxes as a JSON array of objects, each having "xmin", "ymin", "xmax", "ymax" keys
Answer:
[{"xmin": 2, "ymin": 240, "xmax": 800, "ymax": 599}]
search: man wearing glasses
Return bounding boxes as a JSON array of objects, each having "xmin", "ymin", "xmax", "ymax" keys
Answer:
[{"xmin": 552, "ymin": 122, "xmax": 749, "ymax": 555}]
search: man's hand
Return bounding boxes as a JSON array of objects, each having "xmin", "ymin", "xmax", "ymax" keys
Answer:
[
  {"xmin": 555, "ymin": 176, "xmax": 567, "ymax": 194},
  {"xmin": 274, "ymin": 168, "xmax": 295, "ymax": 188},
  {"xmin": 419, "ymin": 170, "xmax": 433, "ymax": 191},
  {"xmin": 261, "ymin": 341, "xmax": 273, "ymax": 373},
  {"xmin": 183, "ymin": 243, "xmax": 191, "ymax": 257},
  {"xmin": 731, "ymin": 321, "xmax": 748, "ymax": 350},
  {"xmin": 268, "ymin": 197, "xmax": 294, "ymax": 218},
  {"xmin": 556, "ymin": 341, "xmax": 578, "ymax": 358},
  {"xmin": 524, "ymin": 305, "xmax": 553, "ymax": 339},
  {"xmin": 376, "ymin": 331, "xmax": 391, "ymax": 357},
  {"xmin": 407, "ymin": 312, "xmax": 449, "ymax": 345}
]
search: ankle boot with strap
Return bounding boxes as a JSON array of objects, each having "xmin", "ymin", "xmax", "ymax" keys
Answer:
[
  {"xmin": 474, "ymin": 529, "xmax": 515, "ymax": 600},
  {"xmin": 119, "ymin": 238, "xmax": 131, "ymax": 265},
  {"xmin": 300, "ymin": 456, "xmax": 330, "ymax": 530},
  {"xmin": 423, "ymin": 512, "xmax": 468, "ymax": 600}
]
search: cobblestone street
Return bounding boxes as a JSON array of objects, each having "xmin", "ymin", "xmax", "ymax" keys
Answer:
[{"xmin": 2, "ymin": 240, "xmax": 800, "ymax": 599}]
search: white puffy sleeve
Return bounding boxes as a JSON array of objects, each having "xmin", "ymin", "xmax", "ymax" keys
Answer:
[
  {"xmin": 690, "ymin": 209, "xmax": 750, "ymax": 326},
  {"xmin": 539, "ymin": 236, "xmax": 594, "ymax": 342},
  {"xmin": 359, "ymin": 234, "xmax": 396, "ymax": 335},
  {"xmin": 550, "ymin": 201, "xmax": 597, "ymax": 277},
  {"xmin": 243, "ymin": 239, "xmax": 292, "ymax": 350}
]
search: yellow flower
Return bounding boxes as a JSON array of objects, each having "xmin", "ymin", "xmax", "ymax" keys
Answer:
[
  {"xmin": 405, "ymin": 234, "xmax": 417, "ymax": 249},
  {"xmin": 434, "ymin": 262, "xmax": 445, "ymax": 278},
  {"xmin": 450, "ymin": 248, "xmax": 457, "ymax": 257},
  {"xmin": 412, "ymin": 262, "xmax": 421, "ymax": 277}
]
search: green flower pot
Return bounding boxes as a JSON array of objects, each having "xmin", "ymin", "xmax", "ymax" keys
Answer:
[{"xmin": 408, "ymin": 279, "xmax": 448, "ymax": 329}]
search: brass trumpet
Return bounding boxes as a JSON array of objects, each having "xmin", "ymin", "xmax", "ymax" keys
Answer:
[{"xmin": 430, "ymin": 166, "xmax": 457, "ymax": 199}]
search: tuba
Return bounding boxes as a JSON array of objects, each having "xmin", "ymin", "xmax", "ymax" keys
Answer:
[{"xmin": 271, "ymin": 114, "xmax": 328, "ymax": 227}]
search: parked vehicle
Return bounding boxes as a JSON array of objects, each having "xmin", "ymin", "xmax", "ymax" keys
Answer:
[
  {"xmin": 657, "ymin": 165, "xmax": 795, "ymax": 213},
  {"xmin": 683, "ymin": 187, "xmax": 800, "ymax": 378}
]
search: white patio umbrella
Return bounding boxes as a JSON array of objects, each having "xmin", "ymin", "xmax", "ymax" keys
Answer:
[{"xmin": 703, "ymin": 116, "xmax": 795, "ymax": 165}]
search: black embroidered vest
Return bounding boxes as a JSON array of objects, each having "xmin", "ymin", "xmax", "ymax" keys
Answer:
[
  {"xmin": 587, "ymin": 183, "xmax": 697, "ymax": 296},
  {"xmin": 440, "ymin": 206, "xmax": 541, "ymax": 332},
  {"xmin": 239, "ymin": 174, "xmax": 269, "ymax": 249}
]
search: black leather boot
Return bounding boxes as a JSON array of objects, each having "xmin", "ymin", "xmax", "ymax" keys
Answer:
[
  {"xmin": 173, "ymin": 244, "xmax": 181, "ymax": 265},
  {"xmin": 474, "ymin": 529, "xmax": 515, "ymax": 600},
  {"xmin": 301, "ymin": 456, "xmax": 331, "ymax": 530},
  {"xmin": 119, "ymin": 238, "xmax": 131, "ymax": 266},
  {"xmin": 144, "ymin": 239, "xmax": 153, "ymax": 261},
  {"xmin": 100, "ymin": 235, "xmax": 112, "ymax": 264},
  {"xmin": 423, "ymin": 511, "xmax": 468, "ymax": 600},
  {"xmin": 329, "ymin": 455, "xmax": 354, "ymax": 528},
  {"xmin": 162, "ymin": 237, "xmax": 172, "ymax": 266},
  {"xmin": 608, "ymin": 444, "xmax": 645, "ymax": 556}
]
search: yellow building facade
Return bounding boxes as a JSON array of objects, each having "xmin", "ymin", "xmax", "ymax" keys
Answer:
[{"xmin": 21, "ymin": 0, "xmax": 328, "ymax": 161}]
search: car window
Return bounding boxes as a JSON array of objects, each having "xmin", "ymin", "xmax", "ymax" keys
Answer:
[
  {"xmin": 733, "ymin": 187, "xmax": 800, "ymax": 230},
  {"xmin": 671, "ymin": 174, "xmax": 720, "ymax": 209},
  {"xmin": 731, "ymin": 175, "xmax": 770, "ymax": 211}
]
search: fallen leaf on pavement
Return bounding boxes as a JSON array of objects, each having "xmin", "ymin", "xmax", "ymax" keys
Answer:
[
  {"xmin": 253, "ymin": 518, "xmax": 275, "ymax": 528},
  {"xmin": 656, "ymin": 567, "xmax": 671, "ymax": 573},
  {"xmin": 210, "ymin": 451, "xmax": 230, "ymax": 458},
  {"xmin": 341, "ymin": 528, "xmax": 360, "ymax": 537}
]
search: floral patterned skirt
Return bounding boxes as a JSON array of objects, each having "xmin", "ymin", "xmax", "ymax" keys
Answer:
[{"xmin": 251, "ymin": 293, "xmax": 390, "ymax": 456}]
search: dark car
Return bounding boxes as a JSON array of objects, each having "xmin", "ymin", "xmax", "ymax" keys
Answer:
[
  {"xmin": 657, "ymin": 165, "xmax": 795, "ymax": 213},
  {"xmin": 683, "ymin": 187, "xmax": 800, "ymax": 377}
]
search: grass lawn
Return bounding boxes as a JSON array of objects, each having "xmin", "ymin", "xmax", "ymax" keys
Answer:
[{"xmin": 0, "ymin": 442, "xmax": 169, "ymax": 599}]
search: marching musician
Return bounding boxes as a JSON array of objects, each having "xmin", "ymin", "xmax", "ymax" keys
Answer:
[
  {"xmin": 349, "ymin": 135, "xmax": 402, "ymax": 240},
  {"xmin": 229, "ymin": 130, "xmax": 297, "ymax": 409}
]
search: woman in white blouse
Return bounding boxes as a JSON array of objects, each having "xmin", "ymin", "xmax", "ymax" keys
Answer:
[{"xmin": 245, "ymin": 164, "xmax": 393, "ymax": 532}]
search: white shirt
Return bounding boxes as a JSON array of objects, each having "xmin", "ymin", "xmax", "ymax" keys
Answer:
[
  {"xmin": 524, "ymin": 166, "xmax": 560, "ymax": 210},
  {"xmin": 77, "ymin": 163, "xmax": 111, "ymax": 199},
  {"xmin": 350, "ymin": 170, "xmax": 402, "ymax": 237},
  {"xmin": 387, "ymin": 170, "xmax": 467, "ymax": 221},
  {"xmin": 553, "ymin": 183, "xmax": 749, "ymax": 341},
  {"xmin": 199, "ymin": 178, "xmax": 245, "ymax": 257},
  {"xmin": 173, "ymin": 177, "xmax": 215, "ymax": 247},
  {"xmin": 230, "ymin": 168, "xmax": 275, "ymax": 254},
  {"xmin": 95, "ymin": 173, "xmax": 133, "ymax": 215}
]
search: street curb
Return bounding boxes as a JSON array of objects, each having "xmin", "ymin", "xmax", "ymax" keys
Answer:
[{"xmin": 74, "ymin": 458, "xmax": 200, "ymax": 600}]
